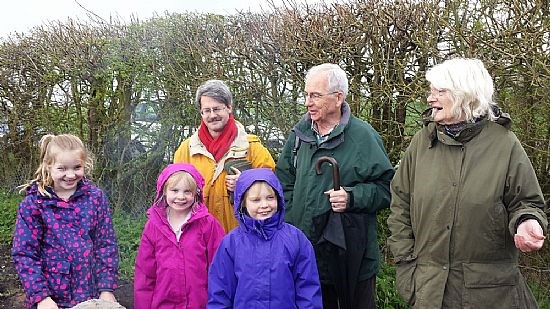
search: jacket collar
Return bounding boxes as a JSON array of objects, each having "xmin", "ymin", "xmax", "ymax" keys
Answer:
[
  {"xmin": 422, "ymin": 106, "xmax": 511, "ymax": 147},
  {"xmin": 189, "ymin": 121, "xmax": 250, "ymax": 182},
  {"xmin": 31, "ymin": 179, "xmax": 90, "ymax": 208},
  {"xmin": 293, "ymin": 101, "xmax": 352, "ymax": 149},
  {"xmin": 189, "ymin": 121, "xmax": 249, "ymax": 156},
  {"xmin": 147, "ymin": 204, "xmax": 209, "ymax": 245}
]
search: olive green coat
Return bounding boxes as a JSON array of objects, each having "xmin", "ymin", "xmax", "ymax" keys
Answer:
[{"xmin": 388, "ymin": 111, "xmax": 548, "ymax": 309}]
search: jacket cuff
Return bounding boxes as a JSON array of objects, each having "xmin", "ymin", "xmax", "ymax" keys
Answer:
[
  {"xmin": 514, "ymin": 214, "xmax": 541, "ymax": 232},
  {"xmin": 343, "ymin": 187, "xmax": 354, "ymax": 208},
  {"xmin": 29, "ymin": 290, "xmax": 50, "ymax": 306},
  {"xmin": 99, "ymin": 288, "xmax": 114, "ymax": 292}
]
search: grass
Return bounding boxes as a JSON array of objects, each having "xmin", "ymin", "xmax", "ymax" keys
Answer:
[
  {"xmin": 0, "ymin": 191, "xmax": 21, "ymax": 244},
  {"xmin": 531, "ymin": 283, "xmax": 550, "ymax": 309},
  {"xmin": 377, "ymin": 262, "xmax": 408, "ymax": 308},
  {"xmin": 112, "ymin": 209, "xmax": 147, "ymax": 280}
]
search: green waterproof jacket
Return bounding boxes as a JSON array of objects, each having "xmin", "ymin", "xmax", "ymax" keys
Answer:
[
  {"xmin": 388, "ymin": 109, "xmax": 548, "ymax": 309},
  {"xmin": 275, "ymin": 102, "xmax": 395, "ymax": 283}
]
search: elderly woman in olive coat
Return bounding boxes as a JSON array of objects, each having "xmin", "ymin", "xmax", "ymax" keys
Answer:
[{"xmin": 388, "ymin": 58, "xmax": 547, "ymax": 309}]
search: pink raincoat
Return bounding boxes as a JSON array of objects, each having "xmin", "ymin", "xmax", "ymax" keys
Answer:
[{"xmin": 134, "ymin": 163, "xmax": 225, "ymax": 309}]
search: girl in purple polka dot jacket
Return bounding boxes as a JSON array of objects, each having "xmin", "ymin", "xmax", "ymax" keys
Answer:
[{"xmin": 11, "ymin": 134, "xmax": 119, "ymax": 309}]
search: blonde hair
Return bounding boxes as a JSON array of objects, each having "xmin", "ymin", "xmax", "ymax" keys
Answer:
[
  {"xmin": 163, "ymin": 171, "xmax": 198, "ymax": 196},
  {"xmin": 20, "ymin": 134, "xmax": 94, "ymax": 197}
]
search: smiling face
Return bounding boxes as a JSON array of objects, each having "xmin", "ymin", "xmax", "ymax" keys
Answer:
[
  {"xmin": 199, "ymin": 96, "xmax": 232, "ymax": 138},
  {"xmin": 50, "ymin": 149, "xmax": 85, "ymax": 198},
  {"xmin": 304, "ymin": 72, "xmax": 342, "ymax": 127},
  {"xmin": 427, "ymin": 87, "xmax": 464, "ymax": 124},
  {"xmin": 243, "ymin": 182, "xmax": 278, "ymax": 220},
  {"xmin": 164, "ymin": 172, "xmax": 197, "ymax": 215}
]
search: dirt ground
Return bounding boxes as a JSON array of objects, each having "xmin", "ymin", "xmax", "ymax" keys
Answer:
[{"xmin": 0, "ymin": 244, "xmax": 134, "ymax": 309}]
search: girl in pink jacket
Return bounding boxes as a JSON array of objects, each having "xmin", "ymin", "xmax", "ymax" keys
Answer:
[{"xmin": 134, "ymin": 163, "xmax": 225, "ymax": 309}]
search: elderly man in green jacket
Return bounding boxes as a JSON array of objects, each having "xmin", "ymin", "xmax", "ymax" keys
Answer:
[{"xmin": 276, "ymin": 63, "xmax": 395, "ymax": 309}]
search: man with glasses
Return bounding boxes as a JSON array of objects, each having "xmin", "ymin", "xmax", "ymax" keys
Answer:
[
  {"xmin": 275, "ymin": 63, "xmax": 394, "ymax": 309},
  {"xmin": 174, "ymin": 79, "xmax": 275, "ymax": 232}
]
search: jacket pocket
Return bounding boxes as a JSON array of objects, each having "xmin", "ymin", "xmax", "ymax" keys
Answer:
[
  {"xmin": 44, "ymin": 260, "xmax": 72, "ymax": 303},
  {"xmin": 395, "ymin": 257, "xmax": 417, "ymax": 306},
  {"xmin": 156, "ymin": 265, "xmax": 186, "ymax": 303},
  {"xmin": 463, "ymin": 262, "xmax": 520, "ymax": 309},
  {"xmin": 487, "ymin": 201, "xmax": 508, "ymax": 250}
]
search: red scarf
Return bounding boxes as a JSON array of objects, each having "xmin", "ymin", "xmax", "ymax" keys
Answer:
[{"xmin": 198, "ymin": 114, "xmax": 238, "ymax": 162}]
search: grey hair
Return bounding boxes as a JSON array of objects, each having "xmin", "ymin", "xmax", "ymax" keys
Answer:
[
  {"xmin": 306, "ymin": 63, "xmax": 349, "ymax": 98},
  {"xmin": 195, "ymin": 79, "xmax": 233, "ymax": 109},
  {"xmin": 426, "ymin": 58, "xmax": 498, "ymax": 122}
]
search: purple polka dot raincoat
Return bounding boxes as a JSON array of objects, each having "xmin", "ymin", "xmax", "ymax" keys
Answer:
[{"xmin": 12, "ymin": 179, "xmax": 119, "ymax": 308}]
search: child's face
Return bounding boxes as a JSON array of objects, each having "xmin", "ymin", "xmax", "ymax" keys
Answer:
[
  {"xmin": 166, "ymin": 178, "xmax": 195, "ymax": 214},
  {"xmin": 50, "ymin": 150, "xmax": 84, "ymax": 196},
  {"xmin": 244, "ymin": 182, "xmax": 278, "ymax": 220}
]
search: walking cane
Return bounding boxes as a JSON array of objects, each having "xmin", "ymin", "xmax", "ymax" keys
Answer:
[
  {"xmin": 315, "ymin": 156, "xmax": 353, "ymax": 309},
  {"xmin": 315, "ymin": 156, "xmax": 340, "ymax": 191}
]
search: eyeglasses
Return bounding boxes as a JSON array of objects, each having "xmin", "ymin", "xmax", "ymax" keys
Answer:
[
  {"xmin": 303, "ymin": 91, "xmax": 339, "ymax": 101},
  {"xmin": 426, "ymin": 88, "xmax": 448, "ymax": 98},
  {"xmin": 200, "ymin": 106, "xmax": 227, "ymax": 115}
]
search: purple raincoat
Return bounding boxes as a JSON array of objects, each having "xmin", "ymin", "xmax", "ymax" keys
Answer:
[
  {"xmin": 134, "ymin": 163, "xmax": 225, "ymax": 309},
  {"xmin": 12, "ymin": 179, "xmax": 119, "ymax": 308},
  {"xmin": 208, "ymin": 168, "xmax": 322, "ymax": 308}
]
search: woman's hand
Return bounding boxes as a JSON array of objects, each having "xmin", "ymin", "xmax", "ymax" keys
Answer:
[
  {"xmin": 514, "ymin": 219, "xmax": 546, "ymax": 252},
  {"xmin": 37, "ymin": 297, "xmax": 59, "ymax": 309}
]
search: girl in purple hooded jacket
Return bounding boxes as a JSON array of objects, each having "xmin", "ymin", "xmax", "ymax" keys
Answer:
[
  {"xmin": 208, "ymin": 168, "xmax": 322, "ymax": 308},
  {"xmin": 134, "ymin": 163, "xmax": 225, "ymax": 309},
  {"xmin": 12, "ymin": 134, "xmax": 119, "ymax": 309}
]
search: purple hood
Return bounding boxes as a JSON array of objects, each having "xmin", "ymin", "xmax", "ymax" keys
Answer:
[{"xmin": 233, "ymin": 168, "xmax": 285, "ymax": 238}]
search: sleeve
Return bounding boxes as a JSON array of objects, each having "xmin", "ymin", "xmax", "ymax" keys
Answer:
[
  {"xmin": 94, "ymin": 190, "xmax": 119, "ymax": 291},
  {"xmin": 504, "ymin": 137, "xmax": 547, "ymax": 235},
  {"xmin": 11, "ymin": 195, "xmax": 51, "ymax": 305},
  {"xmin": 293, "ymin": 232, "xmax": 322, "ymax": 309},
  {"xmin": 207, "ymin": 237, "xmax": 236, "ymax": 308},
  {"xmin": 274, "ymin": 132, "xmax": 297, "ymax": 212},
  {"xmin": 345, "ymin": 129, "xmax": 395, "ymax": 214},
  {"xmin": 205, "ymin": 217, "xmax": 226, "ymax": 266},
  {"xmin": 134, "ymin": 221, "xmax": 156, "ymax": 309},
  {"xmin": 387, "ymin": 143, "xmax": 416, "ymax": 263},
  {"xmin": 247, "ymin": 136, "xmax": 276, "ymax": 170}
]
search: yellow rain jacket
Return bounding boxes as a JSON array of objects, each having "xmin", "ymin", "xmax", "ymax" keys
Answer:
[{"xmin": 173, "ymin": 122, "xmax": 275, "ymax": 232}]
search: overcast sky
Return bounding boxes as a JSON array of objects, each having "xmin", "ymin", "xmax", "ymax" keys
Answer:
[{"xmin": 0, "ymin": 0, "xmax": 329, "ymax": 37}]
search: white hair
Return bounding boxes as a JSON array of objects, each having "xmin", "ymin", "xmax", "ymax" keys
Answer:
[
  {"xmin": 306, "ymin": 63, "xmax": 349, "ymax": 97},
  {"xmin": 426, "ymin": 58, "xmax": 498, "ymax": 122}
]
